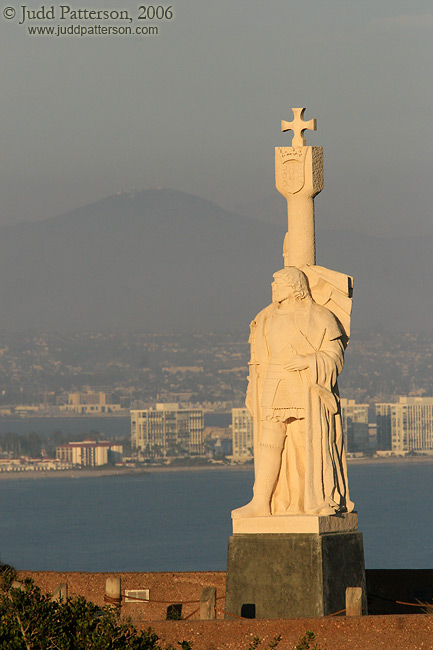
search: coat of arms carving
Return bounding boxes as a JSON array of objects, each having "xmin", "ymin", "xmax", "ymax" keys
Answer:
[{"xmin": 282, "ymin": 158, "xmax": 305, "ymax": 194}]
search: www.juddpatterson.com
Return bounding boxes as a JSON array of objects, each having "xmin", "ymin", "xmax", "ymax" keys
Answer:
[{"xmin": 28, "ymin": 23, "xmax": 158, "ymax": 35}]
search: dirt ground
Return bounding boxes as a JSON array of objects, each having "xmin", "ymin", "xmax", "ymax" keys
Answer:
[
  {"xmin": 144, "ymin": 616, "xmax": 433, "ymax": 650},
  {"xmin": 17, "ymin": 570, "xmax": 433, "ymax": 649}
]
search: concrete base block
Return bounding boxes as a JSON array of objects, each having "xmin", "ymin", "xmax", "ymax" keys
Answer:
[{"xmin": 225, "ymin": 532, "xmax": 367, "ymax": 619}]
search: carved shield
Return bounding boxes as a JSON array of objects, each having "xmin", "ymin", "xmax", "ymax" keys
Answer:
[{"xmin": 282, "ymin": 159, "xmax": 305, "ymax": 193}]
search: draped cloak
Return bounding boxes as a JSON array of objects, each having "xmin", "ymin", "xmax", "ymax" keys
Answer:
[{"xmin": 246, "ymin": 297, "xmax": 354, "ymax": 515}]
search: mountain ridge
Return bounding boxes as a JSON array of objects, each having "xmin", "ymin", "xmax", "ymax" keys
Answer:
[{"xmin": 0, "ymin": 188, "xmax": 430, "ymax": 333}]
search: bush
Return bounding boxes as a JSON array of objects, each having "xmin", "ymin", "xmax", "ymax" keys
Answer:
[
  {"xmin": 295, "ymin": 631, "xmax": 323, "ymax": 650},
  {"xmin": 0, "ymin": 566, "xmax": 185, "ymax": 650}
]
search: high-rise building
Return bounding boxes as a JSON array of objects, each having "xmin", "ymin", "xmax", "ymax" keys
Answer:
[
  {"xmin": 375, "ymin": 403, "xmax": 393, "ymax": 450},
  {"xmin": 376, "ymin": 397, "xmax": 433, "ymax": 453},
  {"xmin": 131, "ymin": 403, "xmax": 204, "ymax": 458},
  {"xmin": 340, "ymin": 398, "xmax": 369, "ymax": 452},
  {"xmin": 232, "ymin": 408, "xmax": 253, "ymax": 459}
]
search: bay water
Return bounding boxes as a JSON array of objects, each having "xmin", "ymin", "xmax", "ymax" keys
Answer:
[{"xmin": 0, "ymin": 462, "xmax": 432, "ymax": 572}]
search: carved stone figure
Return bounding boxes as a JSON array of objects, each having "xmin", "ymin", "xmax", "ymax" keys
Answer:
[
  {"xmin": 232, "ymin": 266, "xmax": 354, "ymax": 518},
  {"xmin": 226, "ymin": 109, "xmax": 365, "ymax": 622}
]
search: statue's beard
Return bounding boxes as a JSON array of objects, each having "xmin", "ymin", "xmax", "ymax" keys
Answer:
[{"xmin": 274, "ymin": 291, "xmax": 305, "ymax": 304}]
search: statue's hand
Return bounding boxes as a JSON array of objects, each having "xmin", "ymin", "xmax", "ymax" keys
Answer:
[{"xmin": 285, "ymin": 355, "xmax": 308, "ymax": 372}]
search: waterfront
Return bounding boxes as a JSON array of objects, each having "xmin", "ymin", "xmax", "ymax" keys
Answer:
[
  {"xmin": 0, "ymin": 416, "xmax": 131, "ymax": 439},
  {"xmin": 0, "ymin": 413, "xmax": 231, "ymax": 439},
  {"xmin": 1, "ymin": 462, "xmax": 433, "ymax": 572}
]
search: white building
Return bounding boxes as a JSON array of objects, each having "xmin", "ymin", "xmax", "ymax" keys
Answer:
[
  {"xmin": 232, "ymin": 408, "xmax": 253, "ymax": 459},
  {"xmin": 58, "ymin": 391, "xmax": 121, "ymax": 415},
  {"xmin": 340, "ymin": 398, "xmax": 369, "ymax": 453},
  {"xmin": 376, "ymin": 397, "xmax": 433, "ymax": 453},
  {"xmin": 131, "ymin": 403, "xmax": 204, "ymax": 458},
  {"xmin": 56, "ymin": 441, "xmax": 123, "ymax": 466}
]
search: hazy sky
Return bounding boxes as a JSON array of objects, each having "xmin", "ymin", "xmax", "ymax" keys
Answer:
[{"xmin": 1, "ymin": 0, "xmax": 432, "ymax": 237}]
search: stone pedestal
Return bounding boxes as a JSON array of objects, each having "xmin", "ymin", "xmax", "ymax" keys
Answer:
[
  {"xmin": 233, "ymin": 511, "xmax": 358, "ymax": 535},
  {"xmin": 225, "ymin": 526, "xmax": 367, "ymax": 619}
]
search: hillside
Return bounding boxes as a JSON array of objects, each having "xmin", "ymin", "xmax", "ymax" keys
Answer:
[{"xmin": 0, "ymin": 188, "xmax": 430, "ymax": 333}]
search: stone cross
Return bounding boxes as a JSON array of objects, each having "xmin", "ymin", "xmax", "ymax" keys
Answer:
[
  {"xmin": 275, "ymin": 107, "xmax": 323, "ymax": 267},
  {"xmin": 281, "ymin": 107, "xmax": 317, "ymax": 147}
]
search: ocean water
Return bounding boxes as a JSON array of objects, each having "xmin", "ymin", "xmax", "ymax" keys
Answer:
[{"xmin": 0, "ymin": 463, "xmax": 433, "ymax": 572}]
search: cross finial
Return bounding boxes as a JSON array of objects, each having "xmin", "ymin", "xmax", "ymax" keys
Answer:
[{"xmin": 281, "ymin": 107, "xmax": 317, "ymax": 147}]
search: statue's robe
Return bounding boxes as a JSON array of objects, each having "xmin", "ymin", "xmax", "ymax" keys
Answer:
[{"xmin": 246, "ymin": 298, "xmax": 354, "ymax": 515}]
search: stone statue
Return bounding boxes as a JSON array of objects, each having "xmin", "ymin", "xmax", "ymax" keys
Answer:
[
  {"xmin": 232, "ymin": 108, "xmax": 354, "ymax": 521},
  {"xmin": 225, "ymin": 109, "xmax": 366, "ymax": 622},
  {"xmin": 232, "ymin": 265, "xmax": 354, "ymax": 518}
]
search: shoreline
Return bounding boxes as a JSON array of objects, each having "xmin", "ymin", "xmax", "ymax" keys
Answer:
[
  {"xmin": 0, "ymin": 465, "xmax": 253, "ymax": 480},
  {"xmin": 1, "ymin": 455, "xmax": 433, "ymax": 480},
  {"xmin": 346, "ymin": 455, "xmax": 433, "ymax": 465}
]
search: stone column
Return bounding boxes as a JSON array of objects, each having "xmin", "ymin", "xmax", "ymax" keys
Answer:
[
  {"xmin": 200, "ymin": 586, "xmax": 216, "ymax": 620},
  {"xmin": 105, "ymin": 577, "xmax": 122, "ymax": 609},
  {"xmin": 275, "ymin": 108, "xmax": 323, "ymax": 267},
  {"xmin": 346, "ymin": 587, "xmax": 363, "ymax": 616},
  {"xmin": 51, "ymin": 583, "xmax": 68, "ymax": 603}
]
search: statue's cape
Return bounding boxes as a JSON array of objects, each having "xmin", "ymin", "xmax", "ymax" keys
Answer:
[{"xmin": 300, "ymin": 264, "xmax": 353, "ymax": 341}]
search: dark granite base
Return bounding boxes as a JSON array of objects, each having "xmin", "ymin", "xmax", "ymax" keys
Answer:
[{"xmin": 225, "ymin": 532, "xmax": 367, "ymax": 619}]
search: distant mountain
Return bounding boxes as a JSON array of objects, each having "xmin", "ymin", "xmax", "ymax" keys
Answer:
[
  {"xmin": 0, "ymin": 188, "xmax": 431, "ymax": 333},
  {"xmin": 233, "ymin": 194, "xmax": 286, "ymax": 225}
]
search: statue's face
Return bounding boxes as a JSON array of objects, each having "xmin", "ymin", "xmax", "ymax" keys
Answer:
[
  {"xmin": 272, "ymin": 277, "xmax": 293, "ymax": 304},
  {"xmin": 272, "ymin": 268, "xmax": 309, "ymax": 304}
]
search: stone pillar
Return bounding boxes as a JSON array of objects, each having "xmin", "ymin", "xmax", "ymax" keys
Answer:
[
  {"xmin": 105, "ymin": 577, "xmax": 122, "ymax": 609},
  {"xmin": 200, "ymin": 586, "xmax": 216, "ymax": 620},
  {"xmin": 275, "ymin": 145, "xmax": 323, "ymax": 267},
  {"xmin": 275, "ymin": 109, "xmax": 323, "ymax": 267},
  {"xmin": 51, "ymin": 583, "xmax": 68, "ymax": 603},
  {"xmin": 346, "ymin": 587, "xmax": 363, "ymax": 616}
]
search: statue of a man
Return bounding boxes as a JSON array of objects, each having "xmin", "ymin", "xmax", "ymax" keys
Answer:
[{"xmin": 232, "ymin": 266, "xmax": 354, "ymax": 518}]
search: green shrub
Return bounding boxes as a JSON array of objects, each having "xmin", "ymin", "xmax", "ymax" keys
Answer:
[
  {"xmin": 295, "ymin": 630, "xmax": 323, "ymax": 650},
  {"xmin": 0, "ymin": 566, "xmax": 186, "ymax": 650}
]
